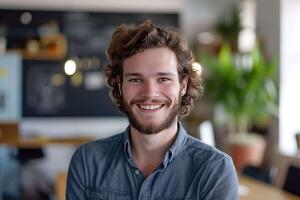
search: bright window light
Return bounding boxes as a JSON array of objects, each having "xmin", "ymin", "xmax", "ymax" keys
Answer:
[
  {"xmin": 279, "ymin": 0, "xmax": 300, "ymax": 155},
  {"xmin": 64, "ymin": 59, "xmax": 77, "ymax": 76}
]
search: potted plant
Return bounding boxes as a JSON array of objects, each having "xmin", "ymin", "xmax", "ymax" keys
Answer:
[{"xmin": 199, "ymin": 44, "xmax": 278, "ymax": 170}]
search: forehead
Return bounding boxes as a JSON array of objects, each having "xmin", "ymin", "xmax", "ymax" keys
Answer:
[{"xmin": 123, "ymin": 47, "xmax": 178, "ymax": 75}]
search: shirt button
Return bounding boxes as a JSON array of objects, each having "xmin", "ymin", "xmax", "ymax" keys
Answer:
[{"xmin": 135, "ymin": 169, "xmax": 140, "ymax": 175}]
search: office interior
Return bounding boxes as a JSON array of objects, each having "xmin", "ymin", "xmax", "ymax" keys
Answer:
[{"xmin": 0, "ymin": 0, "xmax": 300, "ymax": 199}]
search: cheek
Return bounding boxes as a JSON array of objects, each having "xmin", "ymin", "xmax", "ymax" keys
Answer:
[
  {"xmin": 162, "ymin": 85, "xmax": 181, "ymax": 100},
  {"xmin": 122, "ymin": 84, "xmax": 139, "ymax": 101}
]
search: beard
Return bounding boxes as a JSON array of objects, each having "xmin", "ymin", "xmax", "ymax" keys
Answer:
[{"xmin": 122, "ymin": 96, "xmax": 181, "ymax": 135}]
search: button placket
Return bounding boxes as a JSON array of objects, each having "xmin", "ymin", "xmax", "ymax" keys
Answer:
[{"xmin": 135, "ymin": 169, "xmax": 140, "ymax": 175}]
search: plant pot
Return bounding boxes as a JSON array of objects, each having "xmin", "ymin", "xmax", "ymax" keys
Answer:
[{"xmin": 227, "ymin": 133, "xmax": 266, "ymax": 171}]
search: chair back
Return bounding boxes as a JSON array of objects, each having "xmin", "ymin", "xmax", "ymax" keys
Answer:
[
  {"xmin": 283, "ymin": 165, "xmax": 300, "ymax": 196},
  {"xmin": 242, "ymin": 165, "xmax": 277, "ymax": 184}
]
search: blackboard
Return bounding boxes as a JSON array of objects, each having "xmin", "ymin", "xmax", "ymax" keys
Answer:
[
  {"xmin": 22, "ymin": 60, "xmax": 122, "ymax": 117},
  {"xmin": 63, "ymin": 12, "xmax": 178, "ymax": 56}
]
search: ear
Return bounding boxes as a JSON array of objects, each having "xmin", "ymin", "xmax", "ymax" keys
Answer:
[
  {"xmin": 118, "ymin": 83, "xmax": 122, "ymax": 96},
  {"xmin": 180, "ymin": 77, "xmax": 188, "ymax": 96},
  {"xmin": 117, "ymin": 76, "xmax": 122, "ymax": 96}
]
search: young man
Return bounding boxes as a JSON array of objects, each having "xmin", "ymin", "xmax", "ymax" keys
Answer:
[{"xmin": 67, "ymin": 20, "xmax": 238, "ymax": 200}]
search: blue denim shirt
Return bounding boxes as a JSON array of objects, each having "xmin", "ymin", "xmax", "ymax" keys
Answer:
[{"xmin": 67, "ymin": 123, "xmax": 238, "ymax": 200}]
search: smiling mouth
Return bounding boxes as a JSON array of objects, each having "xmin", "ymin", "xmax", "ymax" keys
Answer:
[{"xmin": 138, "ymin": 104, "xmax": 164, "ymax": 110}]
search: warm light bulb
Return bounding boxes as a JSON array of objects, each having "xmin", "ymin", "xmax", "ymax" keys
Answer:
[
  {"xmin": 64, "ymin": 59, "xmax": 77, "ymax": 76},
  {"xmin": 192, "ymin": 62, "xmax": 202, "ymax": 75},
  {"xmin": 20, "ymin": 12, "xmax": 32, "ymax": 25}
]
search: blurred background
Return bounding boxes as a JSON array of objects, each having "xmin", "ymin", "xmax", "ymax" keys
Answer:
[{"xmin": 0, "ymin": 0, "xmax": 300, "ymax": 199}]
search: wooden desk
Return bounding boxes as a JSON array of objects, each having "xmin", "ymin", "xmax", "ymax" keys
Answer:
[
  {"xmin": 56, "ymin": 172, "xmax": 67, "ymax": 200},
  {"xmin": 0, "ymin": 136, "xmax": 94, "ymax": 148},
  {"xmin": 0, "ymin": 123, "xmax": 94, "ymax": 148},
  {"xmin": 239, "ymin": 175, "xmax": 300, "ymax": 200}
]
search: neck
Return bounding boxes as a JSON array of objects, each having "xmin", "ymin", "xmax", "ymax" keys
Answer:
[{"xmin": 130, "ymin": 121, "xmax": 179, "ymax": 177}]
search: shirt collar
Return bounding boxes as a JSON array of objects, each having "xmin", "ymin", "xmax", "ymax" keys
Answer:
[
  {"xmin": 123, "ymin": 126, "xmax": 134, "ymax": 164},
  {"xmin": 123, "ymin": 122, "xmax": 188, "ymax": 168}
]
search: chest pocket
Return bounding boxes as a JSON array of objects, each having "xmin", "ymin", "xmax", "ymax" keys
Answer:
[{"xmin": 88, "ymin": 187, "xmax": 131, "ymax": 200}]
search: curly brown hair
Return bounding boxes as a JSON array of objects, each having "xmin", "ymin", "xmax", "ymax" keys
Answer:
[{"xmin": 104, "ymin": 20, "xmax": 203, "ymax": 117}]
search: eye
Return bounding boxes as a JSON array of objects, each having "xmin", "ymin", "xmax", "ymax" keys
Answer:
[
  {"xmin": 128, "ymin": 78, "xmax": 142, "ymax": 83},
  {"xmin": 158, "ymin": 77, "xmax": 171, "ymax": 82}
]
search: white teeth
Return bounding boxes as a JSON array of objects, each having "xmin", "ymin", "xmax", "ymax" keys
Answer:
[{"xmin": 139, "ymin": 104, "xmax": 162, "ymax": 110}]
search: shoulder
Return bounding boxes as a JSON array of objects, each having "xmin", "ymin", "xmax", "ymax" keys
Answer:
[
  {"xmin": 177, "ymin": 123, "xmax": 232, "ymax": 165},
  {"xmin": 183, "ymin": 136, "xmax": 238, "ymax": 198},
  {"xmin": 183, "ymin": 135, "xmax": 233, "ymax": 167},
  {"xmin": 67, "ymin": 132, "xmax": 126, "ymax": 189},
  {"xmin": 71, "ymin": 132, "xmax": 125, "ymax": 161}
]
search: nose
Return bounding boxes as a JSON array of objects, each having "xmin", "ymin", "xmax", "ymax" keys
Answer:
[{"xmin": 140, "ymin": 80, "xmax": 159, "ymax": 98}]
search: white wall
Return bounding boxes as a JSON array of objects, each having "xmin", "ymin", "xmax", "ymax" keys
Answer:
[
  {"xmin": 256, "ymin": 0, "xmax": 280, "ymax": 59},
  {"xmin": 0, "ymin": 0, "xmax": 183, "ymax": 12},
  {"xmin": 279, "ymin": 0, "xmax": 300, "ymax": 155}
]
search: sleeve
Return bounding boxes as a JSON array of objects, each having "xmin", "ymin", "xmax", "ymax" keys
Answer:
[
  {"xmin": 66, "ymin": 146, "xmax": 88, "ymax": 200},
  {"xmin": 200, "ymin": 155, "xmax": 239, "ymax": 200}
]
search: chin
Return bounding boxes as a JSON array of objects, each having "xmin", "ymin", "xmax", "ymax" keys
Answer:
[{"xmin": 132, "ymin": 117, "xmax": 177, "ymax": 135}]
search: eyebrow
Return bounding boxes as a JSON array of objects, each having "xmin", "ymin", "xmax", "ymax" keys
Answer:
[
  {"xmin": 157, "ymin": 72, "xmax": 176, "ymax": 77},
  {"xmin": 124, "ymin": 72, "xmax": 176, "ymax": 78}
]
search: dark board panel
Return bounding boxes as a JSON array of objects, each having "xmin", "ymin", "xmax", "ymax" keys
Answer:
[
  {"xmin": 22, "ymin": 60, "xmax": 121, "ymax": 117},
  {"xmin": 63, "ymin": 12, "xmax": 178, "ymax": 56}
]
